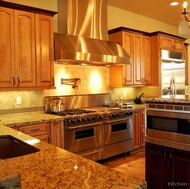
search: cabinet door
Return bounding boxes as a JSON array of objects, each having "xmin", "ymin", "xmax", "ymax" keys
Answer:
[
  {"xmin": 171, "ymin": 149, "xmax": 190, "ymax": 187},
  {"xmin": 184, "ymin": 45, "xmax": 189, "ymax": 85},
  {"xmin": 133, "ymin": 110, "xmax": 141, "ymax": 149},
  {"xmin": 36, "ymin": 134, "xmax": 51, "ymax": 143},
  {"xmin": 142, "ymin": 36, "xmax": 151, "ymax": 85},
  {"xmin": 133, "ymin": 34, "xmax": 142, "ymax": 85},
  {"xmin": 160, "ymin": 36, "xmax": 174, "ymax": 50},
  {"xmin": 174, "ymin": 40, "xmax": 184, "ymax": 52},
  {"xmin": 141, "ymin": 110, "xmax": 145, "ymax": 147},
  {"xmin": 50, "ymin": 121, "xmax": 64, "ymax": 148},
  {"xmin": 146, "ymin": 143, "xmax": 170, "ymax": 189},
  {"xmin": 35, "ymin": 14, "xmax": 54, "ymax": 87},
  {"xmin": 14, "ymin": 10, "xmax": 36, "ymax": 87},
  {"xmin": 122, "ymin": 32, "xmax": 133, "ymax": 85},
  {"xmin": 0, "ymin": 7, "xmax": 14, "ymax": 88}
]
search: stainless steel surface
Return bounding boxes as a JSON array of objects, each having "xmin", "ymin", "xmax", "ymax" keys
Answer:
[
  {"xmin": 103, "ymin": 111, "xmax": 133, "ymax": 159},
  {"xmin": 45, "ymin": 94, "xmax": 134, "ymax": 161},
  {"xmin": 161, "ymin": 50, "xmax": 185, "ymax": 98},
  {"xmin": 54, "ymin": 0, "xmax": 131, "ymax": 66},
  {"xmin": 146, "ymin": 129, "xmax": 190, "ymax": 144},
  {"xmin": 146, "ymin": 104, "xmax": 190, "ymax": 145},
  {"xmin": 161, "ymin": 50, "xmax": 184, "ymax": 62},
  {"xmin": 65, "ymin": 121, "xmax": 103, "ymax": 153},
  {"xmin": 44, "ymin": 93, "xmax": 111, "ymax": 113}
]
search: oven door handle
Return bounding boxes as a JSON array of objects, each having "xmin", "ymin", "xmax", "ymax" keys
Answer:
[
  {"xmin": 106, "ymin": 117, "xmax": 130, "ymax": 124},
  {"xmin": 66, "ymin": 122, "xmax": 103, "ymax": 130},
  {"xmin": 79, "ymin": 148, "xmax": 103, "ymax": 157}
]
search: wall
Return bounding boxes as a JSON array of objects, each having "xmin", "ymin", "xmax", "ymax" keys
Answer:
[
  {"xmin": 107, "ymin": 6, "xmax": 178, "ymax": 35},
  {"xmin": 0, "ymin": 0, "xmax": 182, "ymax": 110}
]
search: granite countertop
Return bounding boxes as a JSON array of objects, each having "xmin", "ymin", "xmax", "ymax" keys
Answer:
[
  {"xmin": 0, "ymin": 111, "xmax": 64, "ymax": 127},
  {"xmin": 0, "ymin": 112, "xmax": 147, "ymax": 189}
]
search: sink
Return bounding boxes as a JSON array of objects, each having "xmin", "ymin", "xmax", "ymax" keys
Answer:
[{"xmin": 0, "ymin": 135, "xmax": 40, "ymax": 159}]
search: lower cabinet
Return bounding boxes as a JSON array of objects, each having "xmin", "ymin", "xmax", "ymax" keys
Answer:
[
  {"xmin": 146, "ymin": 143, "xmax": 190, "ymax": 189},
  {"xmin": 50, "ymin": 121, "xmax": 64, "ymax": 148},
  {"xmin": 19, "ymin": 122, "xmax": 51, "ymax": 143},
  {"xmin": 132, "ymin": 109, "xmax": 145, "ymax": 151},
  {"xmin": 18, "ymin": 121, "xmax": 64, "ymax": 148}
]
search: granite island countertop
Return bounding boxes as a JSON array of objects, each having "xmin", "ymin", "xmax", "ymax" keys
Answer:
[{"xmin": 0, "ymin": 112, "xmax": 147, "ymax": 189}]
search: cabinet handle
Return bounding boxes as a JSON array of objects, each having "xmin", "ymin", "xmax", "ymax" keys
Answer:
[
  {"xmin": 54, "ymin": 122, "xmax": 61, "ymax": 124},
  {"xmin": 48, "ymin": 135, "xmax": 51, "ymax": 143},
  {"xmin": 12, "ymin": 77, "xmax": 15, "ymax": 86},
  {"xmin": 164, "ymin": 149, "xmax": 170, "ymax": 159},
  {"xmin": 124, "ymin": 78, "xmax": 126, "ymax": 85},
  {"xmin": 17, "ymin": 77, "xmax": 20, "ymax": 87},
  {"xmin": 169, "ymin": 150, "xmax": 173, "ymax": 160},
  {"xmin": 31, "ymin": 128, "xmax": 40, "ymax": 132}
]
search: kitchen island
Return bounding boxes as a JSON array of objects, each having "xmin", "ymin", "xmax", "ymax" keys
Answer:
[{"xmin": 0, "ymin": 112, "xmax": 146, "ymax": 189}]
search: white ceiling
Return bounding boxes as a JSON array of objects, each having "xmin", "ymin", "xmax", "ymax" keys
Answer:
[{"xmin": 107, "ymin": 0, "xmax": 185, "ymax": 27}]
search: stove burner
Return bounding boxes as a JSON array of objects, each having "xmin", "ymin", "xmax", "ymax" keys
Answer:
[
  {"xmin": 50, "ymin": 109, "xmax": 97, "ymax": 116},
  {"xmin": 66, "ymin": 109, "xmax": 96, "ymax": 115}
]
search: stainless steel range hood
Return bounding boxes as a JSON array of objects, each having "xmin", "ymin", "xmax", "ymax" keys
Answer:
[{"xmin": 54, "ymin": 0, "xmax": 131, "ymax": 66}]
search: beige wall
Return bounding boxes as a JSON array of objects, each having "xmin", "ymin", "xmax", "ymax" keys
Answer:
[
  {"xmin": 107, "ymin": 6, "xmax": 178, "ymax": 35},
  {"xmin": 0, "ymin": 1, "xmax": 182, "ymax": 110}
]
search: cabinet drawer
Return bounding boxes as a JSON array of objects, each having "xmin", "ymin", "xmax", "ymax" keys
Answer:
[{"xmin": 19, "ymin": 122, "xmax": 50, "ymax": 136}]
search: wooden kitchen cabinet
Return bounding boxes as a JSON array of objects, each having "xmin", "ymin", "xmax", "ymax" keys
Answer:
[
  {"xmin": 109, "ymin": 28, "xmax": 151, "ymax": 87},
  {"xmin": 146, "ymin": 143, "xmax": 190, "ymax": 189},
  {"xmin": 132, "ymin": 109, "xmax": 145, "ymax": 150},
  {"xmin": 159, "ymin": 35, "xmax": 184, "ymax": 52},
  {"xmin": 19, "ymin": 122, "xmax": 51, "ymax": 143},
  {"xmin": 184, "ymin": 44, "xmax": 189, "ymax": 85},
  {"xmin": 150, "ymin": 33, "xmax": 186, "ymax": 87},
  {"xmin": 50, "ymin": 121, "xmax": 64, "ymax": 148},
  {"xmin": 0, "ymin": 3, "xmax": 56, "ymax": 90},
  {"xmin": 35, "ymin": 14, "xmax": 54, "ymax": 87}
]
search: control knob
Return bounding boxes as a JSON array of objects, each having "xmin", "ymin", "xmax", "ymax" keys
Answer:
[
  {"xmin": 80, "ymin": 117, "xmax": 87, "ymax": 123},
  {"xmin": 112, "ymin": 113, "xmax": 119, "ymax": 118},
  {"xmin": 75, "ymin": 118, "xmax": 80, "ymax": 124},
  {"xmin": 98, "ymin": 115, "xmax": 103, "ymax": 121},
  {"xmin": 68, "ymin": 118, "xmax": 75, "ymax": 124},
  {"xmin": 86, "ymin": 116, "xmax": 92, "ymax": 122},
  {"xmin": 91, "ymin": 116, "xmax": 96, "ymax": 121}
]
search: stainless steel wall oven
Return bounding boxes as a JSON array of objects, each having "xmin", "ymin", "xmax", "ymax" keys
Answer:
[{"xmin": 146, "ymin": 101, "xmax": 190, "ymax": 144}]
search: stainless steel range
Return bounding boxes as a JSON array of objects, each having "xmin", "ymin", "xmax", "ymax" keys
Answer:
[{"xmin": 44, "ymin": 94, "xmax": 134, "ymax": 161}]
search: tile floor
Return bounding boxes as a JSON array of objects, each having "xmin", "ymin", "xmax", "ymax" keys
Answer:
[{"xmin": 100, "ymin": 150, "xmax": 145, "ymax": 181}]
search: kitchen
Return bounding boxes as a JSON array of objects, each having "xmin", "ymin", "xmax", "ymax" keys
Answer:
[{"xmin": 0, "ymin": 0, "xmax": 190, "ymax": 188}]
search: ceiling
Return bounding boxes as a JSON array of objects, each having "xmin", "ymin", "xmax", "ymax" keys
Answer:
[{"xmin": 107, "ymin": 0, "xmax": 185, "ymax": 27}]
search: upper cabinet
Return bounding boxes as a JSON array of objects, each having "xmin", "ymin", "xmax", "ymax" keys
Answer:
[
  {"xmin": 150, "ymin": 32, "xmax": 187, "ymax": 86},
  {"xmin": 0, "ymin": 2, "xmax": 57, "ymax": 90},
  {"xmin": 109, "ymin": 28, "xmax": 151, "ymax": 87},
  {"xmin": 159, "ymin": 35, "xmax": 184, "ymax": 52},
  {"xmin": 35, "ymin": 14, "xmax": 54, "ymax": 87}
]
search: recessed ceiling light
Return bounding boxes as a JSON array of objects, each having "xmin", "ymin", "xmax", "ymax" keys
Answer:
[{"xmin": 170, "ymin": 2, "xmax": 179, "ymax": 6}]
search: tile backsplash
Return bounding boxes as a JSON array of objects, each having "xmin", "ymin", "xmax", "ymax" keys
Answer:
[{"xmin": 0, "ymin": 64, "xmax": 159, "ymax": 111}]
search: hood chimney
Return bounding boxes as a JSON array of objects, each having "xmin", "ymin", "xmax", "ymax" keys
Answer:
[{"xmin": 54, "ymin": 0, "xmax": 131, "ymax": 66}]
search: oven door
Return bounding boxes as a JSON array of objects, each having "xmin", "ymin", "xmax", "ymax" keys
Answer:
[
  {"xmin": 65, "ymin": 122, "xmax": 103, "ymax": 153},
  {"xmin": 104, "ymin": 117, "xmax": 133, "ymax": 145},
  {"xmin": 103, "ymin": 117, "xmax": 133, "ymax": 159}
]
